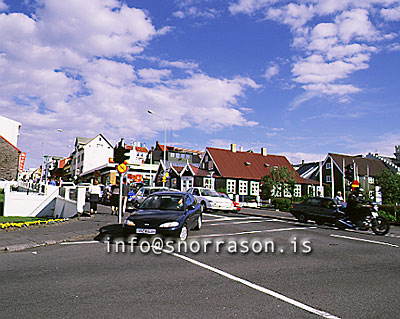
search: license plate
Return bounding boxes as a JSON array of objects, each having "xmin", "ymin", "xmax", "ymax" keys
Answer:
[{"xmin": 136, "ymin": 228, "xmax": 156, "ymax": 234}]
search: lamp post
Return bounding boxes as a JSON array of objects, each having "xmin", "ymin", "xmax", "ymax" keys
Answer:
[{"xmin": 148, "ymin": 109, "xmax": 167, "ymax": 186}]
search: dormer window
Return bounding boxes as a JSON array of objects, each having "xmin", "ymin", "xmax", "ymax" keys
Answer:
[
  {"xmin": 264, "ymin": 163, "xmax": 270, "ymax": 167},
  {"xmin": 245, "ymin": 161, "xmax": 251, "ymax": 166}
]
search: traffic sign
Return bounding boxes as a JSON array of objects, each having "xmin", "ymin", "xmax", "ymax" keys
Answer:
[
  {"xmin": 117, "ymin": 162, "xmax": 128, "ymax": 174},
  {"xmin": 351, "ymin": 180, "xmax": 360, "ymax": 189}
]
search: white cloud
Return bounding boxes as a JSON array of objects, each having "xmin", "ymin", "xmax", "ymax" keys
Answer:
[
  {"xmin": 336, "ymin": 9, "xmax": 379, "ymax": 43},
  {"xmin": 138, "ymin": 68, "xmax": 172, "ymax": 83},
  {"xmin": 228, "ymin": 0, "xmax": 400, "ymax": 107},
  {"xmin": 0, "ymin": 0, "xmax": 260, "ymax": 166},
  {"xmin": 263, "ymin": 63, "xmax": 279, "ymax": 80},
  {"xmin": 381, "ymin": 5, "xmax": 400, "ymax": 20},
  {"xmin": 0, "ymin": 0, "xmax": 7, "ymax": 11},
  {"xmin": 229, "ymin": 0, "xmax": 273, "ymax": 15},
  {"xmin": 281, "ymin": 151, "xmax": 325, "ymax": 164}
]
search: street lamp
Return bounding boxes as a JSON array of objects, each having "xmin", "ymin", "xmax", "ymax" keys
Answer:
[{"xmin": 148, "ymin": 109, "xmax": 167, "ymax": 186}]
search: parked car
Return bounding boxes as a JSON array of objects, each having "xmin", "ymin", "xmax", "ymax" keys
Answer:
[
  {"xmin": 186, "ymin": 187, "xmax": 236, "ymax": 213},
  {"xmin": 123, "ymin": 191, "xmax": 202, "ymax": 241},
  {"xmin": 289, "ymin": 197, "xmax": 345, "ymax": 224},
  {"xmin": 126, "ymin": 186, "xmax": 171, "ymax": 211},
  {"xmin": 219, "ymin": 192, "xmax": 241, "ymax": 212}
]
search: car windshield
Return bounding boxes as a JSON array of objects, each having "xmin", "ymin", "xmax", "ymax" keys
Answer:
[
  {"xmin": 140, "ymin": 194, "xmax": 184, "ymax": 211},
  {"xmin": 219, "ymin": 193, "xmax": 230, "ymax": 199},
  {"xmin": 150, "ymin": 188, "xmax": 169, "ymax": 194},
  {"xmin": 200, "ymin": 189, "xmax": 220, "ymax": 197}
]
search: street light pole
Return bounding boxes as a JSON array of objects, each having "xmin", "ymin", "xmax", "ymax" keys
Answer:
[{"xmin": 148, "ymin": 109, "xmax": 167, "ymax": 187}]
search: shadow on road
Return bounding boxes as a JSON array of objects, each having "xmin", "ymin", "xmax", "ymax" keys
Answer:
[{"xmin": 94, "ymin": 224, "xmax": 128, "ymax": 243}]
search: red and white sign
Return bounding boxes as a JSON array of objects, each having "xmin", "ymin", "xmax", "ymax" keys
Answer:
[
  {"xmin": 351, "ymin": 180, "xmax": 360, "ymax": 189},
  {"xmin": 19, "ymin": 153, "xmax": 26, "ymax": 173}
]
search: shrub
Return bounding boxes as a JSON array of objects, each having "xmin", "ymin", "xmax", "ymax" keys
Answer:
[
  {"xmin": 378, "ymin": 211, "xmax": 398, "ymax": 222},
  {"xmin": 378, "ymin": 205, "xmax": 399, "ymax": 214},
  {"xmin": 272, "ymin": 197, "xmax": 291, "ymax": 212}
]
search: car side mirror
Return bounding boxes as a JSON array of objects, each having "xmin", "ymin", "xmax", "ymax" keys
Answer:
[{"xmin": 133, "ymin": 201, "xmax": 140, "ymax": 208}]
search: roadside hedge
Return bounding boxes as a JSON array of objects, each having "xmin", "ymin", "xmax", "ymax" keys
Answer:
[{"xmin": 272, "ymin": 198, "xmax": 291, "ymax": 212}]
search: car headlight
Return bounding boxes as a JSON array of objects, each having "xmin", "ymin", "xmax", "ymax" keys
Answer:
[
  {"xmin": 159, "ymin": 221, "xmax": 179, "ymax": 228},
  {"xmin": 124, "ymin": 220, "xmax": 135, "ymax": 226}
]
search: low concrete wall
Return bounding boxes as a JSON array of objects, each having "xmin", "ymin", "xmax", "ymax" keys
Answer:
[{"xmin": 54, "ymin": 197, "xmax": 78, "ymax": 218}]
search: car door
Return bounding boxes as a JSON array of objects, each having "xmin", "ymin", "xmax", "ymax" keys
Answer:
[
  {"xmin": 185, "ymin": 194, "xmax": 196, "ymax": 228},
  {"xmin": 307, "ymin": 198, "xmax": 322, "ymax": 219},
  {"xmin": 320, "ymin": 199, "xmax": 337, "ymax": 221}
]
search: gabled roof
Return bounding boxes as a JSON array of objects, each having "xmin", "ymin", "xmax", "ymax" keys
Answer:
[
  {"xmin": 0, "ymin": 135, "xmax": 21, "ymax": 153},
  {"xmin": 75, "ymin": 136, "xmax": 91, "ymax": 147},
  {"xmin": 171, "ymin": 164, "xmax": 209, "ymax": 177},
  {"xmin": 329, "ymin": 153, "xmax": 387, "ymax": 177},
  {"xmin": 205, "ymin": 147, "xmax": 308, "ymax": 183},
  {"xmin": 135, "ymin": 146, "xmax": 149, "ymax": 153},
  {"xmin": 156, "ymin": 141, "xmax": 203, "ymax": 155}
]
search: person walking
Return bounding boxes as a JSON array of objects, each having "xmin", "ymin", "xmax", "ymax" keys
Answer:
[
  {"xmin": 110, "ymin": 178, "xmax": 120, "ymax": 216},
  {"xmin": 88, "ymin": 180, "xmax": 101, "ymax": 214},
  {"xmin": 122, "ymin": 178, "xmax": 129, "ymax": 215}
]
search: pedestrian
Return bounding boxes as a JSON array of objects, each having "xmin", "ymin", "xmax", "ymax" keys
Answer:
[
  {"xmin": 335, "ymin": 191, "xmax": 344, "ymax": 202},
  {"xmin": 110, "ymin": 178, "xmax": 120, "ymax": 216},
  {"xmin": 122, "ymin": 178, "xmax": 129, "ymax": 215},
  {"xmin": 88, "ymin": 180, "xmax": 101, "ymax": 214}
]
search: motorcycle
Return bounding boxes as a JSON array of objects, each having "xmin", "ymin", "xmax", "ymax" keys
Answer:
[{"xmin": 336, "ymin": 202, "xmax": 390, "ymax": 236}]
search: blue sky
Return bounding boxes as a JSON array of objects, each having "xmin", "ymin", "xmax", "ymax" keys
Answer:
[{"xmin": 1, "ymin": 0, "xmax": 399, "ymax": 168}]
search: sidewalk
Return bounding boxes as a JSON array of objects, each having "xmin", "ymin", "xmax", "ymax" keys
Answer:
[{"xmin": 0, "ymin": 204, "xmax": 119, "ymax": 252}]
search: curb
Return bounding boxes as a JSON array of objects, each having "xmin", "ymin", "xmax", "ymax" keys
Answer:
[{"xmin": 0, "ymin": 232, "xmax": 99, "ymax": 253}]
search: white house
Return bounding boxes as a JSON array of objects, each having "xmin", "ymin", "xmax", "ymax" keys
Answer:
[
  {"xmin": 70, "ymin": 134, "xmax": 113, "ymax": 180},
  {"xmin": 0, "ymin": 115, "xmax": 21, "ymax": 147}
]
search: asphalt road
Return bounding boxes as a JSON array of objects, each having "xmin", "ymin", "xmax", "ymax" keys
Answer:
[{"xmin": 1, "ymin": 209, "xmax": 399, "ymax": 319}]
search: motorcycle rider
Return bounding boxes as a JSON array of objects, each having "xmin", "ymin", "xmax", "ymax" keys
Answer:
[{"xmin": 346, "ymin": 187, "xmax": 368, "ymax": 227}]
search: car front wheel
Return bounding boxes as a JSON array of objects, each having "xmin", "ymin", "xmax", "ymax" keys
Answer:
[
  {"xmin": 297, "ymin": 213, "xmax": 308, "ymax": 223},
  {"xmin": 179, "ymin": 225, "xmax": 188, "ymax": 241}
]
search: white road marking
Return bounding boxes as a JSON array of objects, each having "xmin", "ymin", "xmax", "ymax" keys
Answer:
[
  {"xmin": 330, "ymin": 234, "xmax": 398, "ymax": 248},
  {"xmin": 205, "ymin": 219, "xmax": 277, "ymax": 226},
  {"xmin": 164, "ymin": 250, "xmax": 340, "ymax": 319},
  {"xmin": 191, "ymin": 226, "xmax": 316, "ymax": 238},
  {"xmin": 203, "ymin": 215, "xmax": 264, "ymax": 223},
  {"xmin": 60, "ymin": 240, "xmax": 99, "ymax": 245}
]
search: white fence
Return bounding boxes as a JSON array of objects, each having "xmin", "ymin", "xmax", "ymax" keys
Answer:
[{"xmin": 0, "ymin": 182, "xmax": 84, "ymax": 218}]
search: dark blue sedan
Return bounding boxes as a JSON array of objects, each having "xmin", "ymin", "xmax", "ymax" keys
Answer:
[{"xmin": 123, "ymin": 192, "xmax": 202, "ymax": 241}]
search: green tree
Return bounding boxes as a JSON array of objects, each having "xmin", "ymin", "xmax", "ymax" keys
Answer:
[
  {"xmin": 261, "ymin": 167, "xmax": 297, "ymax": 200},
  {"xmin": 377, "ymin": 170, "xmax": 400, "ymax": 204}
]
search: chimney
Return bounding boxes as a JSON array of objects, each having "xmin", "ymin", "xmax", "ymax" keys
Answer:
[
  {"xmin": 240, "ymin": 146, "xmax": 243, "ymax": 152},
  {"xmin": 261, "ymin": 147, "xmax": 267, "ymax": 156},
  {"xmin": 230, "ymin": 144, "xmax": 237, "ymax": 153},
  {"xmin": 302, "ymin": 159, "xmax": 305, "ymax": 165}
]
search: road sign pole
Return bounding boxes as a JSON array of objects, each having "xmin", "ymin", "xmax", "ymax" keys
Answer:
[{"xmin": 118, "ymin": 173, "xmax": 123, "ymax": 223}]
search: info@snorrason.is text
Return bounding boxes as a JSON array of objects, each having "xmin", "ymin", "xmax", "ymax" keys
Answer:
[{"xmin": 106, "ymin": 236, "xmax": 313, "ymax": 255}]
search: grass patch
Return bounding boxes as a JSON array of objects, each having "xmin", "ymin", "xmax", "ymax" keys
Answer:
[
  {"xmin": 0, "ymin": 216, "xmax": 49, "ymax": 223},
  {"xmin": 0, "ymin": 194, "xmax": 4, "ymax": 203}
]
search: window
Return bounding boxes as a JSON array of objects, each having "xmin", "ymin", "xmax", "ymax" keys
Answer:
[
  {"xmin": 307, "ymin": 185, "xmax": 315, "ymax": 196},
  {"xmin": 186, "ymin": 154, "xmax": 191, "ymax": 159},
  {"xmin": 250, "ymin": 181, "xmax": 259, "ymax": 196},
  {"xmin": 208, "ymin": 161, "xmax": 213, "ymax": 170},
  {"xmin": 97, "ymin": 144, "xmax": 103, "ymax": 148},
  {"xmin": 284, "ymin": 186, "xmax": 291, "ymax": 197},
  {"xmin": 326, "ymin": 175, "xmax": 331, "ymax": 182},
  {"xmin": 227, "ymin": 180, "xmax": 236, "ymax": 194},
  {"xmin": 326, "ymin": 162, "xmax": 331, "ymax": 169},
  {"xmin": 170, "ymin": 153, "xmax": 175, "ymax": 158},
  {"xmin": 239, "ymin": 180, "xmax": 248, "ymax": 195},
  {"xmin": 368, "ymin": 177, "xmax": 374, "ymax": 184},
  {"xmin": 203, "ymin": 178, "xmax": 214, "ymax": 189},
  {"xmin": 294, "ymin": 184, "xmax": 301, "ymax": 197}
]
